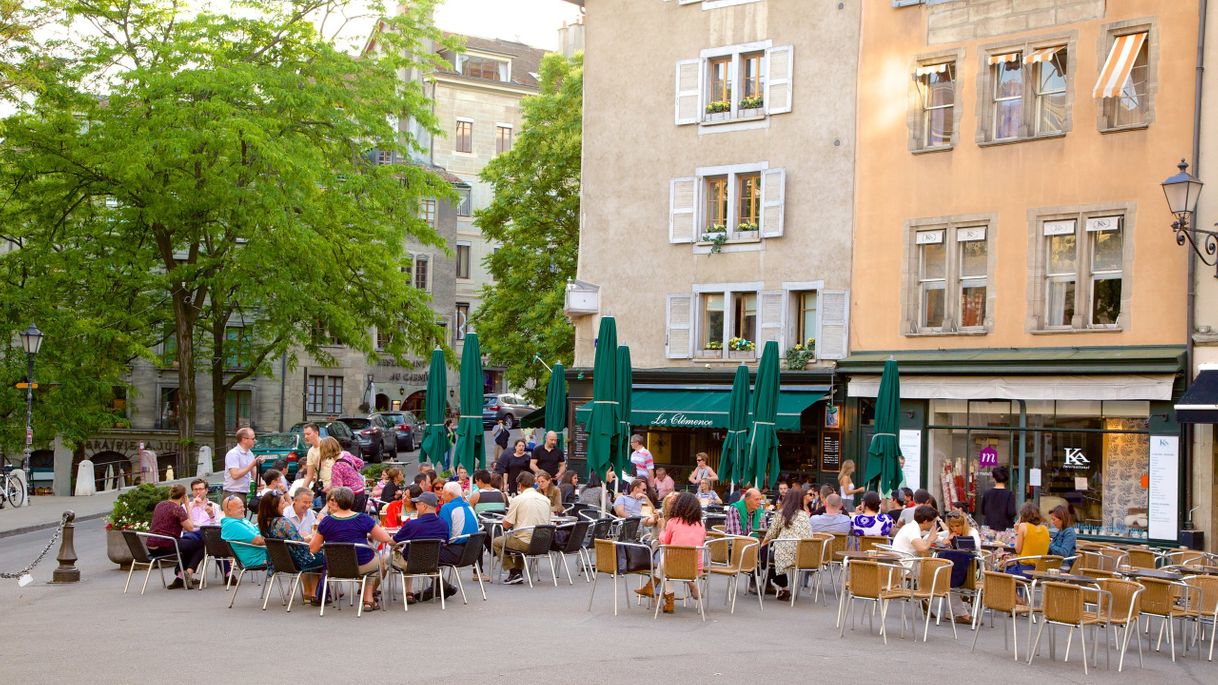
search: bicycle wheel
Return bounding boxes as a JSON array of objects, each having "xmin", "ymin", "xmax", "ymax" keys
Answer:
[{"xmin": 5, "ymin": 476, "xmax": 24, "ymax": 508}]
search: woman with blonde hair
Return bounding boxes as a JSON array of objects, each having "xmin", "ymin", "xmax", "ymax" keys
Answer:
[{"xmin": 838, "ymin": 459, "xmax": 863, "ymax": 512}]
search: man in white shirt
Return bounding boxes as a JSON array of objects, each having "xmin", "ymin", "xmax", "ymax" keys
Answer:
[
  {"xmin": 892, "ymin": 504, "xmax": 940, "ymax": 565},
  {"xmin": 223, "ymin": 427, "xmax": 262, "ymax": 503},
  {"xmin": 629, "ymin": 434, "xmax": 654, "ymax": 479},
  {"xmin": 282, "ymin": 487, "xmax": 318, "ymax": 541},
  {"xmin": 493, "ymin": 471, "xmax": 553, "ymax": 585}
]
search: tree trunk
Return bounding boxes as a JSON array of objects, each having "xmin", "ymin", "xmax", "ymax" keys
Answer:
[
  {"xmin": 171, "ymin": 287, "xmax": 196, "ymax": 458},
  {"xmin": 211, "ymin": 309, "xmax": 229, "ymax": 469}
]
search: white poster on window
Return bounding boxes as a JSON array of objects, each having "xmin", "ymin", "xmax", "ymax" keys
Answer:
[
  {"xmin": 1148, "ymin": 435, "xmax": 1179, "ymax": 541},
  {"xmin": 898, "ymin": 429, "xmax": 922, "ymax": 490}
]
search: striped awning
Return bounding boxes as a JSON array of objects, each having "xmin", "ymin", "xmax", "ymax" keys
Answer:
[
  {"xmin": 914, "ymin": 62, "xmax": 950, "ymax": 77},
  {"xmin": 1093, "ymin": 32, "xmax": 1148, "ymax": 98},
  {"xmin": 987, "ymin": 52, "xmax": 1021, "ymax": 65},
  {"xmin": 1024, "ymin": 46, "xmax": 1064, "ymax": 64}
]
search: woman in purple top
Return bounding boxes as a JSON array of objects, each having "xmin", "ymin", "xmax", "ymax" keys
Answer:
[
  {"xmin": 850, "ymin": 491, "xmax": 894, "ymax": 538},
  {"xmin": 147, "ymin": 483, "xmax": 205, "ymax": 588},
  {"xmin": 310, "ymin": 486, "xmax": 393, "ymax": 611}
]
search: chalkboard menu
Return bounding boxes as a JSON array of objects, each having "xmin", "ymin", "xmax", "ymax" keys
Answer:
[
  {"xmin": 568, "ymin": 397, "xmax": 589, "ymax": 470},
  {"xmin": 821, "ymin": 431, "xmax": 841, "ymax": 472}
]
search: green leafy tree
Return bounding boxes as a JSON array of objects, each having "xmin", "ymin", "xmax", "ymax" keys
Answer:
[
  {"xmin": 474, "ymin": 52, "xmax": 581, "ymax": 403},
  {"xmin": 0, "ymin": 0, "xmax": 453, "ymax": 453}
]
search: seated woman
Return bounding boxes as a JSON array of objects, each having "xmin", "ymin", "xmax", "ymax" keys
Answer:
[
  {"xmin": 309, "ymin": 486, "xmax": 393, "ymax": 611},
  {"xmin": 1006, "ymin": 502, "xmax": 1050, "ymax": 578},
  {"xmin": 379, "ymin": 468, "xmax": 405, "ymax": 508},
  {"xmin": 578, "ymin": 474, "xmax": 605, "ymax": 507},
  {"xmin": 257, "ymin": 491, "xmax": 324, "ymax": 601},
  {"xmin": 558, "ymin": 471, "xmax": 579, "ymax": 505},
  {"xmin": 937, "ymin": 510, "xmax": 980, "ymax": 624},
  {"xmin": 763, "ymin": 488, "xmax": 813, "ymax": 601},
  {"xmin": 656, "ymin": 492, "xmax": 706, "ymax": 614},
  {"xmin": 147, "ymin": 483, "xmax": 204, "ymax": 589},
  {"xmin": 850, "ymin": 491, "xmax": 894, "ymax": 538},
  {"xmin": 536, "ymin": 470, "xmax": 565, "ymax": 515},
  {"xmin": 1047, "ymin": 504, "xmax": 1077, "ymax": 569},
  {"xmin": 694, "ymin": 478, "xmax": 722, "ymax": 506},
  {"xmin": 469, "ymin": 470, "xmax": 506, "ymax": 513}
]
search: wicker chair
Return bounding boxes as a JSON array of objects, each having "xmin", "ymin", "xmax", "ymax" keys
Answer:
[
  {"xmin": 1163, "ymin": 549, "xmax": 1206, "ymax": 568},
  {"xmin": 319, "ymin": 542, "xmax": 379, "ymax": 617},
  {"xmin": 262, "ymin": 538, "xmax": 319, "ymax": 612},
  {"xmin": 653, "ymin": 545, "xmax": 709, "ymax": 620},
  {"xmin": 858, "ymin": 535, "xmax": 890, "ymax": 553},
  {"xmin": 789, "ymin": 537, "xmax": 829, "ymax": 605},
  {"xmin": 1028, "ymin": 581, "xmax": 1108, "ymax": 675},
  {"xmin": 823, "ymin": 532, "xmax": 851, "ymax": 596},
  {"xmin": 970, "ymin": 570, "xmax": 1032, "ymax": 660},
  {"xmin": 706, "ymin": 535, "xmax": 761, "ymax": 614},
  {"xmin": 587, "ymin": 538, "xmax": 653, "ymax": 615},
  {"xmin": 1077, "ymin": 547, "xmax": 1127, "ymax": 572},
  {"xmin": 1183, "ymin": 574, "xmax": 1218, "ymax": 661},
  {"xmin": 121, "ymin": 530, "xmax": 184, "ymax": 595},
  {"xmin": 1138, "ymin": 577, "xmax": 1197, "ymax": 661},
  {"xmin": 1095, "ymin": 577, "xmax": 1145, "ymax": 671},
  {"xmin": 1002, "ymin": 554, "xmax": 1064, "ymax": 574},
  {"xmin": 838, "ymin": 559, "xmax": 908, "ymax": 644},
  {"xmin": 908, "ymin": 557, "xmax": 959, "ymax": 641},
  {"xmin": 706, "ymin": 529, "xmax": 730, "ymax": 566},
  {"xmin": 1125, "ymin": 546, "xmax": 1160, "ymax": 570},
  {"xmin": 1078, "ymin": 567, "xmax": 1118, "ymax": 581}
]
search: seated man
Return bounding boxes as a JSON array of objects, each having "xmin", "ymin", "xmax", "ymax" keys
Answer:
[
  {"xmin": 809, "ymin": 494, "xmax": 853, "ymax": 535},
  {"xmin": 492, "ymin": 471, "xmax": 552, "ymax": 585},
  {"xmin": 614, "ymin": 478, "xmax": 658, "ymax": 527},
  {"xmin": 392, "ymin": 491, "xmax": 451, "ymax": 603},
  {"xmin": 282, "ymin": 488, "xmax": 318, "ymax": 542},
  {"xmin": 219, "ymin": 495, "xmax": 267, "ymax": 569}
]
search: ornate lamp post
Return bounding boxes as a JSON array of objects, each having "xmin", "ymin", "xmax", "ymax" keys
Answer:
[
  {"xmin": 1162, "ymin": 159, "xmax": 1213, "ymax": 275},
  {"xmin": 18, "ymin": 323, "xmax": 43, "ymax": 497}
]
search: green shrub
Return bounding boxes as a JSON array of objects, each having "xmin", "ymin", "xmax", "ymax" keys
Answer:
[{"xmin": 108, "ymin": 483, "xmax": 169, "ymax": 531}]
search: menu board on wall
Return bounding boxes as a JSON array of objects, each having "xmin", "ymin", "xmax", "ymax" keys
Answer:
[
  {"xmin": 1148, "ymin": 435, "xmax": 1179, "ymax": 541},
  {"xmin": 568, "ymin": 398, "xmax": 589, "ymax": 469},
  {"xmin": 821, "ymin": 431, "xmax": 841, "ymax": 472},
  {"xmin": 899, "ymin": 429, "xmax": 922, "ymax": 489}
]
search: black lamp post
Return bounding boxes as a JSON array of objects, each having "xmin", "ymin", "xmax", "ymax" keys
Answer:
[
  {"xmin": 18, "ymin": 323, "xmax": 43, "ymax": 497},
  {"xmin": 1162, "ymin": 159, "xmax": 1216, "ymax": 277}
]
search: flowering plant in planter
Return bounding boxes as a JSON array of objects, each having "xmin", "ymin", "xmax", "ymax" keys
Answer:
[
  {"xmin": 785, "ymin": 337, "xmax": 816, "ymax": 370},
  {"xmin": 705, "ymin": 100, "xmax": 731, "ymax": 114},
  {"xmin": 736, "ymin": 221, "xmax": 758, "ymax": 232},
  {"xmin": 704, "ymin": 340, "xmax": 723, "ymax": 351},
  {"xmin": 106, "ymin": 483, "xmax": 168, "ymax": 532},
  {"xmin": 701, "ymin": 224, "xmax": 728, "ymax": 253},
  {"xmin": 739, "ymin": 95, "xmax": 764, "ymax": 111},
  {"xmin": 728, "ymin": 337, "xmax": 756, "ymax": 352}
]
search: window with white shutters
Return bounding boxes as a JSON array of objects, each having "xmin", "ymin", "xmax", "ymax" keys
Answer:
[
  {"xmin": 675, "ymin": 42, "xmax": 793, "ymax": 126},
  {"xmin": 666, "ymin": 294, "xmax": 693, "ymax": 359},
  {"xmin": 816, "ymin": 290, "xmax": 849, "ymax": 360}
]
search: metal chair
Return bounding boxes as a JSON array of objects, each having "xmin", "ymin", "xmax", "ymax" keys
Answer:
[
  {"xmin": 121, "ymin": 530, "xmax": 183, "ymax": 595},
  {"xmin": 550, "ymin": 519, "xmax": 593, "ymax": 585},
  {"xmin": 706, "ymin": 535, "xmax": 761, "ymax": 613},
  {"xmin": 1002, "ymin": 554, "xmax": 1064, "ymax": 574},
  {"xmin": 1095, "ymin": 577, "xmax": 1145, "ymax": 671},
  {"xmin": 440, "ymin": 531, "xmax": 489, "ymax": 604},
  {"xmin": 1028, "ymin": 581, "xmax": 1110, "ymax": 675},
  {"xmin": 225, "ymin": 540, "xmax": 269, "ymax": 609},
  {"xmin": 970, "ymin": 570, "xmax": 1032, "ymax": 661},
  {"xmin": 1125, "ymin": 546, "xmax": 1160, "ymax": 569},
  {"xmin": 494, "ymin": 524, "xmax": 558, "ymax": 587},
  {"xmin": 1163, "ymin": 549, "xmax": 1206, "ymax": 568},
  {"xmin": 1138, "ymin": 577, "xmax": 1198, "ymax": 661},
  {"xmin": 390, "ymin": 538, "xmax": 444, "ymax": 612},
  {"xmin": 653, "ymin": 545, "xmax": 709, "ymax": 620},
  {"xmin": 198, "ymin": 525, "xmax": 234, "ymax": 590},
  {"xmin": 319, "ymin": 542, "xmax": 379, "ymax": 617},
  {"xmin": 1182, "ymin": 574, "xmax": 1218, "ymax": 661},
  {"xmin": 587, "ymin": 538, "xmax": 634, "ymax": 615},
  {"xmin": 838, "ymin": 559, "xmax": 909, "ymax": 643},
  {"xmin": 262, "ymin": 538, "xmax": 319, "ymax": 612},
  {"xmin": 617, "ymin": 516, "xmax": 642, "ymax": 543},
  {"xmin": 908, "ymin": 557, "xmax": 958, "ymax": 641}
]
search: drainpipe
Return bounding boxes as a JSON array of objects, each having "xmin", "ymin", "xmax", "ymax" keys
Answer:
[
  {"xmin": 1184, "ymin": 0, "xmax": 1207, "ymax": 533},
  {"xmin": 1016, "ymin": 400, "xmax": 1027, "ymax": 509}
]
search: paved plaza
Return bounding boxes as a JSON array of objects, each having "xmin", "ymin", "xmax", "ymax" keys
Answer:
[{"xmin": 0, "ymin": 516, "xmax": 1212, "ymax": 684}]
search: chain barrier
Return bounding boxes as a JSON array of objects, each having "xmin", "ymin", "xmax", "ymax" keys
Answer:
[{"xmin": 0, "ymin": 512, "xmax": 70, "ymax": 580}]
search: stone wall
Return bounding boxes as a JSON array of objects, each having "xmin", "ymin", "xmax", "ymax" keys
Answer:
[{"xmin": 927, "ymin": 0, "xmax": 1105, "ymax": 44}]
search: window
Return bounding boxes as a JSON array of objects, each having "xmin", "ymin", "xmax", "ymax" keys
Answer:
[
  {"xmin": 916, "ymin": 62, "xmax": 955, "ymax": 149},
  {"xmin": 224, "ymin": 390, "xmax": 252, "ymax": 430},
  {"xmin": 1037, "ymin": 216, "xmax": 1126, "ymax": 329},
  {"xmin": 683, "ymin": 165, "xmax": 782, "ymax": 243},
  {"xmin": 1034, "ymin": 48, "xmax": 1068, "ymax": 135},
  {"xmin": 456, "ymin": 187, "xmax": 472, "ymax": 217},
  {"xmin": 496, "ymin": 125, "xmax": 513, "ymax": 155},
  {"xmin": 906, "ymin": 223, "xmax": 991, "ymax": 334},
  {"xmin": 700, "ymin": 293, "xmax": 725, "ymax": 350},
  {"xmin": 991, "ymin": 55, "xmax": 1023, "ymax": 140},
  {"xmin": 707, "ymin": 55, "xmax": 732, "ymax": 112},
  {"xmin": 421, "ymin": 199, "xmax": 436, "ymax": 227},
  {"xmin": 980, "ymin": 46, "xmax": 1071, "ymax": 143},
  {"xmin": 414, "ymin": 254, "xmax": 430, "ymax": 292},
  {"xmin": 455, "ymin": 302, "xmax": 470, "ymax": 341},
  {"xmin": 732, "ymin": 292, "xmax": 757, "ymax": 342},
  {"xmin": 674, "ymin": 44, "xmax": 792, "ymax": 126},
  {"xmin": 736, "ymin": 172, "xmax": 760, "ymax": 231},
  {"xmin": 458, "ymin": 54, "xmax": 508, "ymax": 81},
  {"xmin": 159, "ymin": 387, "xmax": 179, "ymax": 430},
  {"xmin": 794, "ymin": 291, "xmax": 818, "ymax": 345},
  {"xmin": 224, "ymin": 326, "xmax": 251, "ymax": 370},
  {"xmin": 455, "ymin": 120, "xmax": 472, "ymax": 153},
  {"xmin": 1097, "ymin": 32, "xmax": 1150, "ymax": 129},
  {"xmin": 376, "ymin": 149, "xmax": 393, "ymax": 165},
  {"xmin": 307, "ymin": 375, "xmax": 343, "ymax": 415},
  {"xmin": 456, "ymin": 243, "xmax": 471, "ymax": 279},
  {"xmin": 740, "ymin": 52, "xmax": 764, "ymax": 102},
  {"xmin": 704, "ymin": 176, "xmax": 728, "ymax": 232},
  {"xmin": 160, "ymin": 327, "xmax": 177, "ymax": 367}
]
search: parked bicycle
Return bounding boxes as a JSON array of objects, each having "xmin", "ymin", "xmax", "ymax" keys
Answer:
[{"xmin": 0, "ymin": 459, "xmax": 26, "ymax": 509}]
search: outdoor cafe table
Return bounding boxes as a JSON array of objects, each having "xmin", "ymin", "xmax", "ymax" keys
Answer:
[
  {"xmin": 1118, "ymin": 568, "xmax": 1184, "ymax": 582},
  {"xmin": 835, "ymin": 550, "xmax": 901, "ymax": 563},
  {"xmin": 1176, "ymin": 563, "xmax": 1218, "ymax": 576}
]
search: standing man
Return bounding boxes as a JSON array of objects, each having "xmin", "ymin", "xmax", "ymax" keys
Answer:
[
  {"xmin": 491, "ymin": 418, "xmax": 509, "ymax": 461},
  {"xmin": 223, "ymin": 427, "xmax": 262, "ymax": 504},
  {"xmin": 299, "ymin": 423, "xmax": 328, "ymax": 491},
  {"xmin": 530, "ymin": 430, "xmax": 566, "ymax": 479},
  {"xmin": 628, "ymin": 434, "xmax": 654, "ymax": 480}
]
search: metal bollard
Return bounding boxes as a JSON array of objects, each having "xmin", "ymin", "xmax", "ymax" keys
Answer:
[{"xmin": 51, "ymin": 511, "xmax": 80, "ymax": 583}]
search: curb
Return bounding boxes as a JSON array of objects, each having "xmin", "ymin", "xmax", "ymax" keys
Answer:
[{"xmin": 0, "ymin": 511, "xmax": 110, "ymax": 539}]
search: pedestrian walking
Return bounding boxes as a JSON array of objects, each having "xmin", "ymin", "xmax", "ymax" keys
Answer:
[{"xmin": 491, "ymin": 417, "xmax": 509, "ymax": 461}]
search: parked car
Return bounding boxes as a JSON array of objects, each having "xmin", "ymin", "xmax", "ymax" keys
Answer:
[
  {"xmin": 336, "ymin": 415, "xmax": 395, "ymax": 462},
  {"xmin": 373, "ymin": 410, "xmax": 421, "ymax": 452},
  {"xmin": 251, "ymin": 433, "xmax": 306, "ymax": 480},
  {"xmin": 482, "ymin": 393, "xmax": 537, "ymax": 429},
  {"xmin": 287, "ymin": 420, "xmax": 357, "ymax": 452}
]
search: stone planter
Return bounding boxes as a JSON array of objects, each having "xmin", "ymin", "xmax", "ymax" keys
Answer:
[
  {"xmin": 734, "ymin": 230, "xmax": 759, "ymax": 241},
  {"xmin": 729, "ymin": 350, "xmax": 756, "ymax": 359},
  {"xmin": 704, "ymin": 111, "xmax": 730, "ymax": 123},
  {"xmin": 738, "ymin": 107, "xmax": 763, "ymax": 118},
  {"xmin": 106, "ymin": 529, "xmax": 134, "ymax": 569},
  {"xmin": 700, "ymin": 349, "xmax": 723, "ymax": 358}
]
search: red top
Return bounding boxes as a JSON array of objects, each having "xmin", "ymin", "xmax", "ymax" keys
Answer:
[{"xmin": 148, "ymin": 500, "xmax": 187, "ymax": 548}]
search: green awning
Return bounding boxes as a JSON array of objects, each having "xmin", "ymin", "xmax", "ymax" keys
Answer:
[
  {"xmin": 521, "ymin": 406, "xmax": 546, "ymax": 428},
  {"xmin": 575, "ymin": 388, "xmax": 823, "ymax": 431}
]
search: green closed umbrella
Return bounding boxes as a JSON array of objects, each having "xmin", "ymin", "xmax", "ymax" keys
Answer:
[
  {"xmin": 453, "ymin": 332, "xmax": 486, "ymax": 473},
  {"xmin": 543, "ymin": 362, "xmax": 567, "ymax": 451},
  {"xmin": 720, "ymin": 364, "xmax": 750, "ymax": 489},
  {"xmin": 419, "ymin": 348, "xmax": 449, "ymax": 466},
  {"xmin": 613, "ymin": 345, "xmax": 633, "ymax": 476},
  {"xmin": 863, "ymin": 357, "xmax": 903, "ymax": 497},
  {"xmin": 583, "ymin": 316, "xmax": 618, "ymax": 484},
  {"xmin": 746, "ymin": 340, "xmax": 781, "ymax": 489}
]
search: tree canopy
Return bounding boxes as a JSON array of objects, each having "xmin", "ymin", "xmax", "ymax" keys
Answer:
[{"xmin": 474, "ymin": 52, "xmax": 581, "ymax": 403}]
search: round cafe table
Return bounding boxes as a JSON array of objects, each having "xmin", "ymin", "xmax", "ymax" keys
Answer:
[
  {"xmin": 834, "ymin": 550, "xmax": 901, "ymax": 562},
  {"xmin": 1118, "ymin": 567, "xmax": 1184, "ymax": 582}
]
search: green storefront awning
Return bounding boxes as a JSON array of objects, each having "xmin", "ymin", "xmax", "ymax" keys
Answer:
[{"xmin": 574, "ymin": 388, "xmax": 824, "ymax": 431}]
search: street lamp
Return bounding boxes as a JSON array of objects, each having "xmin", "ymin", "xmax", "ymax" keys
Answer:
[
  {"xmin": 18, "ymin": 323, "xmax": 42, "ymax": 498},
  {"xmin": 1162, "ymin": 159, "xmax": 1217, "ymax": 277}
]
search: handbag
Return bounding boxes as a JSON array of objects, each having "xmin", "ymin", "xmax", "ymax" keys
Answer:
[{"xmin": 615, "ymin": 544, "xmax": 652, "ymax": 573}]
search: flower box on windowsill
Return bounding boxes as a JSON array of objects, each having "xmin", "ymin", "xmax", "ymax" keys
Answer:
[
  {"xmin": 700, "ymin": 349, "xmax": 724, "ymax": 358},
  {"xmin": 734, "ymin": 230, "xmax": 759, "ymax": 241},
  {"xmin": 729, "ymin": 350, "xmax": 755, "ymax": 359},
  {"xmin": 704, "ymin": 111, "xmax": 731, "ymax": 123},
  {"xmin": 737, "ymin": 107, "xmax": 764, "ymax": 119}
]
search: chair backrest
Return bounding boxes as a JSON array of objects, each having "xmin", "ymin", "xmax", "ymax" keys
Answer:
[
  {"xmin": 1125, "ymin": 547, "xmax": 1159, "ymax": 569},
  {"xmin": 1184, "ymin": 575, "xmax": 1218, "ymax": 614},
  {"xmin": 264, "ymin": 538, "xmax": 300, "ymax": 574},
  {"xmin": 846, "ymin": 560, "xmax": 888, "ymax": 600},
  {"xmin": 121, "ymin": 530, "xmax": 153, "ymax": 563},
  {"xmin": 524, "ymin": 525, "xmax": 556, "ymax": 555},
  {"xmin": 734, "ymin": 537, "xmax": 760, "ymax": 573},
  {"xmin": 588, "ymin": 518, "xmax": 614, "ymax": 544},
  {"xmin": 1136, "ymin": 577, "xmax": 1177, "ymax": 616},
  {"xmin": 858, "ymin": 535, "xmax": 889, "ymax": 553},
  {"xmin": 1041, "ymin": 581, "xmax": 1084, "ymax": 624},
  {"xmin": 661, "ymin": 545, "xmax": 702, "ymax": 581},
  {"xmin": 323, "ymin": 542, "xmax": 364, "ymax": 579},
  {"xmin": 827, "ymin": 533, "xmax": 849, "ymax": 562},
  {"xmin": 618, "ymin": 517, "xmax": 641, "ymax": 542},
  {"xmin": 594, "ymin": 538, "xmax": 618, "ymax": 575},
  {"xmin": 916, "ymin": 557, "xmax": 953, "ymax": 597},
  {"xmin": 402, "ymin": 539, "xmax": 442, "ymax": 574},
  {"xmin": 474, "ymin": 501, "xmax": 506, "ymax": 515},
  {"xmin": 709, "ymin": 524, "xmax": 726, "ymax": 535},
  {"xmin": 706, "ymin": 530, "xmax": 730, "ymax": 564},
  {"xmin": 1096, "ymin": 578, "xmax": 1142, "ymax": 624},
  {"xmin": 451, "ymin": 531, "xmax": 487, "ymax": 568},
  {"xmin": 227, "ymin": 541, "xmax": 265, "ymax": 570},
  {"xmin": 556, "ymin": 520, "xmax": 591, "ymax": 554},
  {"xmin": 981, "ymin": 570, "xmax": 1020, "ymax": 613},
  {"xmin": 201, "ymin": 526, "xmax": 232, "ymax": 559},
  {"xmin": 1033, "ymin": 555, "xmax": 1064, "ymax": 573},
  {"xmin": 795, "ymin": 537, "xmax": 826, "ymax": 570},
  {"xmin": 702, "ymin": 514, "xmax": 726, "ymax": 531},
  {"xmin": 1165, "ymin": 549, "xmax": 1205, "ymax": 567}
]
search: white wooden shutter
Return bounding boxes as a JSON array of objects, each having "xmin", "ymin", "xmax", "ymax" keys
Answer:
[
  {"xmin": 669, "ymin": 177, "xmax": 697, "ymax": 243},
  {"xmin": 675, "ymin": 59, "xmax": 701, "ymax": 126},
  {"xmin": 677, "ymin": 0, "xmax": 701, "ymax": 5},
  {"xmin": 666, "ymin": 294, "xmax": 693, "ymax": 359},
  {"xmin": 816, "ymin": 289, "xmax": 849, "ymax": 360},
  {"xmin": 760, "ymin": 168, "xmax": 785, "ymax": 238},
  {"xmin": 758, "ymin": 291, "xmax": 785, "ymax": 350},
  {"xmin": 765, "ymin": 45, "xmax": 794, "ymax": 115}
]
